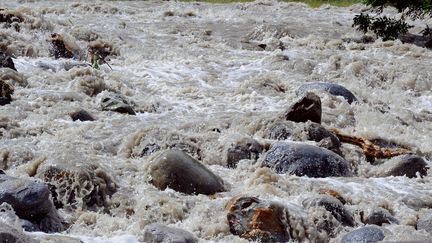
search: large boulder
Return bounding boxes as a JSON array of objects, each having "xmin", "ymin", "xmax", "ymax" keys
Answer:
[
  {"xmin": 149, "ymin": 150, "xmax": 225, "ymax": 195},
  {"xmin": 373, "ymin": 155, "xmax": 428, "ymax": 178},
  {"xmin": 262, "ymin": 142, "xmax": 350, "ymax": 177},
  {"xmin": 284, "ymin": 92, "xmax": 322, "ymax": 124},
  {"xmin": 226, "ymin": 196, "xmax": 291, "ymax": 242},
  {"xmin": 341, "ymin": 226, "xmax": 385, "ymax": 243},
  {"xmin": 143, "ymin": 223, "xmax": 198, "ymax": 243},
  {"xmin": 296, "ymin": 82, "xmax": 357, "ymax": 104},
  {"xmin": 225, "ymin": 137, "xmax": 263, "ymax": 168},
  {"xmin": 0, "ymin": 222, "xmax": 32, "ymax": 243},
  {"xmin": 0, "ymin": 51, "xmax": 16, "ymax": 71}
]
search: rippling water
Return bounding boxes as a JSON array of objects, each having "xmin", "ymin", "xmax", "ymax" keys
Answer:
[{"xmin": 1, "ymin": 0, "xmax": 432, "ymax": 242}]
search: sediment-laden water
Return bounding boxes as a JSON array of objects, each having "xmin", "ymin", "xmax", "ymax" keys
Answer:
[{"xmin": 1, "ymin": 0, "xmax": 432, "ymax": 242}]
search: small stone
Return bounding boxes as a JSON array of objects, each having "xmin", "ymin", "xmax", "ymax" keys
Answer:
[
  {"xmin": 0, "ymin": 51, "xmax": 16, "ymax": 71},
  {"xmin": 0, "ymin": 80, "xmax": 14, "ymax": 106},
  {"xmin": 149, "ymin": 150, "xmax": 225, "ymax": 195},
  {"xmin": 226, "ymin": 196, "xmax": 291, "ymax": 242},
  {"xmin": 262, "ymin": 142, "xmax": 350, "ymax": 177},
  {"xmin": 100, "ymin": 92, "xmax": 136, "ymax": 115},
  {"xmin": 341, "ymin": 226, "xmax": 385, "ymax": 243},
  {"xmin": 296, "ymin": 82, "xmax": 357, "ymax": 104},
  {"xmin": 225, "ymin": 137, "xmax": 263, "ymax": 168},
  {"xmin": 417, "ymin": 212, "xmax": 432, "ymax": 233},
  {"xmin": 374, "ymin": 155, "xmax": 428, "ymax": 178},
  {"xmin": 363, "ymin": 207, "xmax": 398, "ymax": 226},
  {"xmin": 264, "ymin": 121, "xmax": 296, "ymax": 140},
  {"xmin": 284, "ymin": 92, "xmax": 322, "ymax": 124},
  {"xmin": 143, "ymin": 223, "xmax": 198, "ymax": 243},
  {"xmin": 70, "ymin": 109, "xmax": 95, "ymax": 121},
  {"xmin": 303, "ymin": 195, "xmax": 355, "ymax": 227},
  {"xmin": 306, "ymin": 122, "xmax": 341, "ymax": 154},
  {"xmin": 0, "ymin": 222, "xmax": 32, "ymax": 243}
]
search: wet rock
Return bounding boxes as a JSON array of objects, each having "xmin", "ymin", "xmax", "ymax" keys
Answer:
[
  {"xmin": 0, "ymin": 68, "xmax": 27, "ymax": 87},
  {"xmin": 225, "ymin": 137, "xmax": 263, "ymax": 168},
  {"xmin": 262, "ymin": 142, "xmax": 350, "ymax": 177},
  {"xmin": 341, "ymin": 226, "xmax": 385, "ymax": 243},
  {"xmin": 374, "ymin": 155, "xmax": 428, "ymax": 178},
  {"xmin": 303, "ymin": 195, "xmax": 355, "ymax": 227},
  {"xmin": 296, "ymin": 82, "xmax": 357, "ymax": 104},
  {"xmin": 417, "ymin": 212, "xmax": 432, "ymax": 233},
  {"xmin": 226, "ymin": 196, "xmax": 291, "ymax": 242},
  {"xmin": 264, "ymin": 121, "xmax": 296, "ymax": 140},
  {"xmin": 49, "ymin": 33, "xmax": 74, "ymax": 59},
  {"xmin": 0, "ymin": 8, "xmax": 23, "ymax": 32},
  {"xmin": 100, "ymin": 92, "xmax": 136, "ymax": 115},
  {"xmin": 306, "ymin": 122, "xmax": 341, "ymax": 154},
  {"xmin": 284, "ymin": 92, "xmax": 321, "ymax": 124},
  {"xmin": 0, "ymin": 222, "xmax": 32, "ymax": 243},
  {"xmin": 143, "ymin": 223, "xmax": 198, "ymax": 243},
  {"xmin": 70, "ymin": 109, "xmax": 95, "ymax": 121},
  {"xmin": 318, "ymin": 188, "xmax": 347, "ymax": 205},
  {"xmin": 149, "ymin": 150, "xmax": 225, "ymax": 195},
  {"xmin": 35, "ymin": 157, "xmax": 117, "ymax": 210},
  {"xmin": 0, "ymin": 51, "xmax": 16, "ymax": 71},
  {"xmin": 0, "ymin": 80, "xmax": 13, "ymax": 106},
  {"xmin": 362, "ymin": 207, "xmax": 398, "ymax": 226}
]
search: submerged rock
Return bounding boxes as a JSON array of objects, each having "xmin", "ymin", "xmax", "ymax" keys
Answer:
[
  {"xmin": 306, "ymin": 122, "xmax": 341, "ymax": 154},
  {"xmin": 284, "ymin": 92, "xmax": 322, "ymax": 124},
  {"xmin": 417, "ymin": 212, "xmax": 432, "ymax": 234},
  {"xmin": 0, "ymin": 51, "xmax": 16, "ymax": 71},
  {"xmin": 0, "ymin": 68, "xmax": 27, "ymax": 87},
  {"xmin": 149, "ymin": 150, "xmax": 225, "ymax": 195},
  {"xmin": 303, "ymin": 195, "xmax": 355, "ymax": 227},
  {"xmin": 100, "ymin": 92, "xmax": 136, "ymax": 115},
  {"xmin": 341, "ymin": 226, "xmax": 385, "ymax": 243},
  {"xmin": 0, "ymin": 80, "xmax": 13, "ymax": 105},
  {"xmin": 363, "ymin": 207, "xmax": 398, "ymax": 226},
  {"xmin": 226, "ymin": 196, "xmax": 291, "ymax": 242},
  {"xmin": 225, "ymin": 137, "xmax": 263, "ymax": 168},
  {"xmin": 373, "ymin": 155, "xmax": 428, "ymax": 178},
  {"xmin": 296, "ymin": 82, "xmax": 357, "ymax": 104},
  {"xmin": 262, "ymin": 142, "xmax": 350, "ymax": 177},
  {"xmin": 143, "ymin": 223, "xmax": 198, "ymax": 243},
  {"xmin": 70, "ymin": 109, "xmax": 95, "ymax": 121},
  {"xmin": 264, "ymin": 121, "xmax": 296, "ymax": 140},
  {"xmin": 0, "ymin": 222, "xmax": 32, "ymax": 243}
]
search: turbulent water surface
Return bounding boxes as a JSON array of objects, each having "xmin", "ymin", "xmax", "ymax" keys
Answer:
[{"xmin": 1, "ymin": 0, "xmax": 432, "ymax": 242}]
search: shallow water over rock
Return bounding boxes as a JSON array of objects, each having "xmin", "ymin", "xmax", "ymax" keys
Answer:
[{"xmin": 1, "ymin": 0, "xmax": 432, "ymax": 242}]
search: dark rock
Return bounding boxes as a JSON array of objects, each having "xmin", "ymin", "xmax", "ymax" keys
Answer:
[
  {"xmin": 143, "ymin": 223, "xmax": 198, "ymax": 243},
  {"xmin": 70, "ymin": 109, "xmax": 95, "ymax": 121},
  {"xmin": 363, "ymin": 208, "xmax": 398, "ymax": 226},
  {"xmin": 149, "ymin": 150, "xmax": 225, "ymax": 195},
  {"xmin": 226, "ymin": 196, "xmax": 291, "ymax": 242},
  {"xmin": 417, "ymin": 212, "xmax": 432, "ymax": 233},
  {"xmin": 296, "ymin": 82, "xmax": 357, "ymax": 104},
  {"xmin": 262, "ymin": 142, "xmax": 350, "ymax": 177},
  {"xmin": 374, "ymin": 155, "xmax": 428, "ymax": 178},
  {"xmin": 0, "ymin": 222, "xmax": 32, "ymax": 243},
  {"xmin": 0, "ymin": 51, "xmax": 16, "ymax": 71},
  {"xmin": 303, "ymin": 195, "xmax": 355, "ymax": 227},
  {"xmin": 140, "ymin": 143, "xmax": 161, "ymax": 157},
  {"xmin": 284, "ymin": 92, "xmax": 322, "ymax": 124},
  {"xmin": 100, "ymin": 92, "xmax": 136, "ymax": 115},
  {"xmin": 0, "ymin": 9, "xmax": 23, "ymax": 32},
  {"xmin": 49, "ymin": 33, "xmax": 74, "ymax": 59},
  {"xmin": 0, "ymin": 80, "xmax": 13, "ymax": 105},
  {"xmin": 341, "ymin": 226, "xmax": 385, "ymax": 243},
  {"xmin": 305, "ymin": 122, "xmax": 341, "ymax": 154},
  {"xmin": 225, "ymin": 137, "xmax": 263, "ymax": 168},
  {"xmin": 264, "ymin": 121, "xmax": 296, "ymax": 140}
]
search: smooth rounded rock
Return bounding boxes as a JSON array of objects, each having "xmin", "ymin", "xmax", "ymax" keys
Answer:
[
  {"xmin": 264, "ymin": 121, "xmax": 296, "ymax": 140},
  {"xmin": 306, "ymin": 122, "xmax": 341, "ymax": 154},
  {"xmin": 70, "ymin": 109, "xmax": 95, "ymax": 121},
  {"xmin": 262, "ymin": 142, "xmax": 350, "ymax": 177},
  {"xmin": 296, "ymin": 82, "xmax": 357, "ymax": 104},
  {"xmin": 341, "ymin": 226, "xmax": 385, "ymax": 243},
  {"xmin": 375, "ymin": 155, "xmax": 428, "ymax": 178},
  {"xmin": 303, "ymin": 195, "xmax": 355, "ymax": 227},
  {"xmin": 100, "ymin": 92, "xmax": 136, "ymax": 115},
  {"xmin": 143, "ymin": 223, "xmax": 198, "ymax": 243},
  {"xmin": 284, "ymin": 92, "xmax": 322, "ymax": 124},
  {"xmin": 225, "ymin": 137, "xmax": 263, "ymax": 168},
  {"xmin": 363, "ymin": 208, "xmax": 398, "ymax": 226},
  {"xmin": 226, "ymin": 196, "xmax": 291, "ymax": 242},
  {"xmin": 417, "ymin": 212, "xmax": 432, "ymax": 233},
  {"xmin": 149, "ymin": 150, "xmax": 225, "ymax": 195}
]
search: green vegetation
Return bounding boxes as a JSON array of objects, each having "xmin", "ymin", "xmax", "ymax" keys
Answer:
[{"xmin": 353, "ymin": 0, "xmax": 432, "ymax": 40}]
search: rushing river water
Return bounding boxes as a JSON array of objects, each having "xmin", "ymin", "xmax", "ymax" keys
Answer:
[{"xmin": 1, "ymin": 0, "xmax": 432, "ymax": 242}]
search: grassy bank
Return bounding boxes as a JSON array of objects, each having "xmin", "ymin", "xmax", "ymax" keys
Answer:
[{"xmin": 184, "ymin": 0, "xmax": 362, "ymax": 7}]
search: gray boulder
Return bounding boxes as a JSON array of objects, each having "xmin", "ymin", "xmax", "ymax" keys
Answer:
[
  {"xmin": 264, "ymin": 121, "xmax": 296, "ymax": 140},
  {"xmin": 363, "ymin": 207, "xmax": 398, "ymax": 226},
  {"xmin": 305, "ymin": 122, "xmax": 341, "ymax": 154},
  {"xmin": 262, "ymin": 142, "xmax": 350, "ymax": 177},
  {"xmin": 303, "ymin": 195, "xmax": 355, "ymax": 227},
  {"xmin": 100, "ymin": 92, "xmax": 136, "ymax": 115},
  {"xmin": 296, "ymin": 82, "xmax": 357, "ymax": 104},
  {"xmin": 0, "ymin": 222, "xmax": 32, "ymax": 243},
  {"xmin": 341, "ymin": 226, "xmax": 385, "ymax": 243},
  {"xmin": 225, "ymin": 137, "xmax": 263, "ymax": 168},
  {"xmin": 417, "ymin": 212, "xmax": 432, "ymax": 234},
  {"xmin": 374, "ymin": 155, "xmax": 428, "ymax": 178},
  {"xmin": 149, "ymin": 150, "xmax": 225, "ymax": 195},
  {"xmin": 143, "ymin": 223, "xmax": 198, "ymax": 243},
  {"xmin": 284, "ymin": 92, "xmax": 321, "ymax": 124}
]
